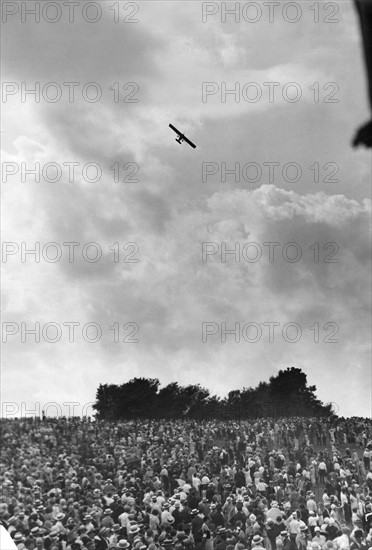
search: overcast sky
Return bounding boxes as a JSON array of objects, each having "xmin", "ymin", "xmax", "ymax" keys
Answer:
[{"xmin": 1, "ymin": 0, "xmax": 371, "ymax": 418}]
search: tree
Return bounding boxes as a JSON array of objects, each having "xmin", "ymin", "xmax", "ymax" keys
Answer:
[{"xmin": 93, "ymin": 368, "xmax": 333, "ymax": 420}]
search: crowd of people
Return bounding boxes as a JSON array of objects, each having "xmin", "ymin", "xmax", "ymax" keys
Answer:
[{"xmin": 1, "ymin": 416, "xmax": 372, "ymax": 550}]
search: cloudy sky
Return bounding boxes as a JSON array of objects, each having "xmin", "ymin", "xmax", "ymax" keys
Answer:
[{"xmin": 1, "ymin": 0, "xmax": 371, "ymax": 418}]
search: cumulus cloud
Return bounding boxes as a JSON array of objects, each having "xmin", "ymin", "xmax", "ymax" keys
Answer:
[{"xmin": 1, "ymin": 0, "xmax": 371, "ymax": 417}]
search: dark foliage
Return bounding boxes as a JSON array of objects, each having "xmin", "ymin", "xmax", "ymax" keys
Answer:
[{"xmin": 93, "ymin": 367, "xmax": 335, "ymax": 420}]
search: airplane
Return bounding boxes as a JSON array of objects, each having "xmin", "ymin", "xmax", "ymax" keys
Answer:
[{"xmin": 169, "ymin": 124, "xmax": 196, "ymax": 148}]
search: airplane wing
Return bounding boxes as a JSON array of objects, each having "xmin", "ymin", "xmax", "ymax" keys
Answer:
[
  {"xmin": 169, "ymin": 123, "xmax": 196, "ymax": 148},
  {"xmin": 169, "ymin": 124, "xmax": 182, "ymax": 136},
  {"xmin": 183, "ymin": 135, "xmax": 196, "ymax": 149}
]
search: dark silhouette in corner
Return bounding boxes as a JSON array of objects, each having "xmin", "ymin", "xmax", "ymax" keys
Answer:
[{"xmin": 353, "ymin": 0, "xmax": 372, "ymax": 148}]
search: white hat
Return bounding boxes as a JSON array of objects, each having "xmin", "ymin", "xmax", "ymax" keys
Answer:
[
  {"xmin": 252, "ymin": 535, "xmax": 263, "ymax": 545},
  {"xmin": 117, "ymin": 541, "xmax": 130, "ymax": 549}
]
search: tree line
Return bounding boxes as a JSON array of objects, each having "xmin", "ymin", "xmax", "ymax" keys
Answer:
[{"xmin": 93, "ymin": 367, "xmax": 335, "ymax": 420}]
